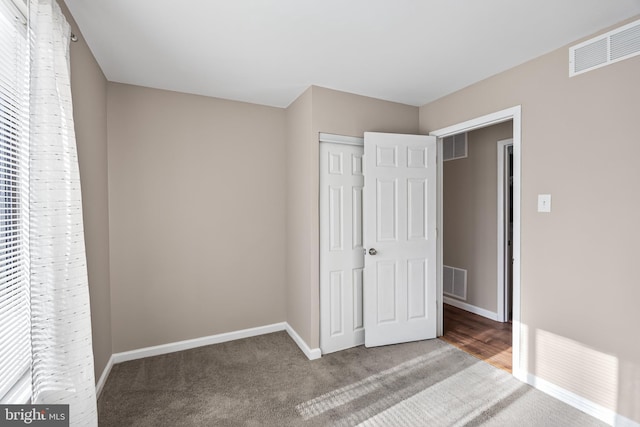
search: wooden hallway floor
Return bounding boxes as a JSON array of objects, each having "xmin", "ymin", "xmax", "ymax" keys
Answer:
[{"xmin": 440, "ymin": 303, "xmax": 513, "ymax": 373}]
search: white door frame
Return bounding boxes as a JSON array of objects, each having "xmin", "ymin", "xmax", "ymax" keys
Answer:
[
  {"xmin": 497, "ymin": 138, "xmax": 513, "ymax": 323},
  {"xmin": 319, "ymin": 132, "xmax": 365, "ymax": 147},
  {"xmin": 429, "ymin": 105, "xmax": 523, "ymax": 380}
]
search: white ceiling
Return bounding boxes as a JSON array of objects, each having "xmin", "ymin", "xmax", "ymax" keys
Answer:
[{"xmin": 63, "ymin": 0, "xmax": 640, "ymax": 108}]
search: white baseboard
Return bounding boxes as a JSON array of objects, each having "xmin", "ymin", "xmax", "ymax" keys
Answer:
[
  {"xmin": 285, "ymin": 323, "xmax": 322, "ymax": 360},
  {"xmin": 443, "ymin": 296, "xmax": 499, "ymax": 321},
  {"xmin": 524, "ymin": 373, "xmax": 640, "ymax": 427},
  {"xmin": 112, "ymin": 322, "xmax": 287, "ymax": 364},
  {"xmin": 95, "ymin": 354, "xmax": 114, "ymax": 398}
]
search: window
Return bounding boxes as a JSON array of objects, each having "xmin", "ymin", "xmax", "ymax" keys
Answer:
[{"xmin": 0, "ymin": 0, "xmax": 30, "ymax": 403}]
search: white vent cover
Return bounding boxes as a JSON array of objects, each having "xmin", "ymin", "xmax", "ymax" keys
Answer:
[
  {"xmin": 443, "ymin": 265, "xmax": 467, "ymax": 300},
  {"xmin": 570, "ymin": 18, "xmax": 640, "ymax": 76},
  {"xmin": 443, "ymin": 133, "xmax": 467, "ymax": 161}
]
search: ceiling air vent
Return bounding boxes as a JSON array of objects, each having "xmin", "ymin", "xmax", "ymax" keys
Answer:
[{"xmin": 570, "ymin": 19, "xmax": 640, "ymax": 77}]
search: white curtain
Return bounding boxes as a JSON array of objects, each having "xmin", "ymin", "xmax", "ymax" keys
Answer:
[{"xmin": 28, "ymin": 1, "xmax": 97, "ymax": 426}]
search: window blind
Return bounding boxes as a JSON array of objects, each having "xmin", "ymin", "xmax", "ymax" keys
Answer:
[{"xmin": 0, "ymin": 0, "xmax": 30, "ymax": 403}]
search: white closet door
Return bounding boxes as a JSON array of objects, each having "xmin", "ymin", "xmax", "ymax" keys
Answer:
[{"xmin": 320, "ymin": 142, "xmax": 365, "ymax": 354}]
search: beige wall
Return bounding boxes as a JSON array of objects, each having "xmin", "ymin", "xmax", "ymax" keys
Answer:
[
  {"xmin": 59, "ymin": 0, "xmax": 112, "ymax": 382},
  {"xmin": 107, "ymin": 83, "xmax": 287, "ymax": 352},
  {"xmin": 285, "ymin": 86, "xmax": 419, "ymax": 348},
  {"xmin": 420, "ymin": 16, "xmax": 640, "ymax": 422},
  {"xmin": 444, "ymin": 122, "xmax": 513, "ymax": 312},
  {"xmin": 285, "ymin": 88, "xmax": 314, "ymax": 345}
]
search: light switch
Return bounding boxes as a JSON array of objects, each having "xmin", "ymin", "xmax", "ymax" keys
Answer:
[{"xmin": 537, "ymin": 194, "xmax": 551, "ymax": 213}]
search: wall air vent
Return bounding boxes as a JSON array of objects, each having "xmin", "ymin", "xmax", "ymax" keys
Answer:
[
  {"xmin": 443, "ymin": 265, "xmax": 467, "ymax": 300},
  {"xmin": 570, "ymin": 19, "xmax": 640, "ymax": 77},
  {"xmin": 443, "ymin": 133, "xmax": 467, "ymax": 161}
]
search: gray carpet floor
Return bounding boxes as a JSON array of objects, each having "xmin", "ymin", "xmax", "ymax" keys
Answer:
[{"xmin": 98, "ymin": 331, "xmax": 606, "ymax": 426}]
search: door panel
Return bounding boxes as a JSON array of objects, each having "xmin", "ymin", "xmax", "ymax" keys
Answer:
[
  {"xmin": 376, "ymin": 179, "xmax": 397, "ymax": 241},
  {"xmin": 353, "ymin": 268, "xmax": 364, "ymax": 330},
  {"xmin": 376, "ymin": 261, "xmax": 397, "ymax": 323},
  {"xmin": 352, "ymin": 187, "xmax": 363, "ymax": 248},
  {"xmin": 407, "ymin": 258, "xmax": 426, "ymax": 319},
  {"xmin": 329, "ymin": 271, "xmax": 343, "ymax": 335},
  {"xmin": 364, "ymin": 132, "xmax": 437, "ymax": 347},
  {"xmin": 408, "ymin": 179, "xmax": 426, "ymax": 240},
  {"xmin": 320, "ymin": 142, "xmax": 365, "ymax": 354},
  {"xmin": 329, "ymin": 186, "xmax": 343, "ymax": 251}
]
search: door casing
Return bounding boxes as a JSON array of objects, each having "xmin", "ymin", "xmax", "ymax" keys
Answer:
[
  {"xmin": 497, "ymin": 138, "xmax": 514, "ymax": 323},
  {"xmin": 429, "ymin": 105, "xmax": 523, "ymax": 380}
]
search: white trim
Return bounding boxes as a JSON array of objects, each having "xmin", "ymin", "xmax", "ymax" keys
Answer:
[
  {"xmin": 512, "ymin": 107, "xmax": 522, "ymax": 380},
  {"xmin": 443, "ymin": 297, "xmax": 498, "ymax": 321},
  {"xmin": 431, "ymin": 105, "xmax": 523, "ymax": 380},
  {"xmin": 319, "ymin": 132, "xmax": 364, "ymax": 146},
  {"xmin": 286, "ymin": 323, "xmax": 322, "ymax": 360},
  {"xmin": 497, "ymin": 138, "xmax": 513, "ymax": 323},
  {"xmin": 112, "ymin": 322, "xmax": 287, "ymax": 364},
  {"xmin": 429, "ymin": 107, "xmax": 517, "ymax": 139},
  {"xmin": 436, "ymin": 138, "xmax": 444, "ymax": 336},
  {"xmin": 525, "ymin": 373, "xmax": 640, "ymax": 427},
  {"xmin": 95, "ymin": 355, "xmax": 114, "ymax": 398}
]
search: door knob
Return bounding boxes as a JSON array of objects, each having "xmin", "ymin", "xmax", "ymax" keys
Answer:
[{"xmin": 368, "ymin": 248, "xmax": 377, "ymax": 255}]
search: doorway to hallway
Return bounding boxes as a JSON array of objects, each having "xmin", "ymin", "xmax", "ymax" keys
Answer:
[{"xmin": 431, "ymin": 106, "xmax": 521, "ymax": 377}]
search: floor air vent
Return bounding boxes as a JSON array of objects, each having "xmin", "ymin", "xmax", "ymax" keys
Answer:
[
  {"xmin": 570, "ymin": 19, "xmax": 640, "ymax": 77},
  {"xmin": 443, "ymin": 265, "xmax": 467, "ymax": 300}
]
